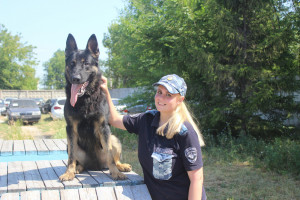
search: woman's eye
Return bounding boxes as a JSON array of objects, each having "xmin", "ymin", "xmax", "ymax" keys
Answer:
[{"xmin": 166, "ymin": 93, "xmax": 172, "ymax": 97}]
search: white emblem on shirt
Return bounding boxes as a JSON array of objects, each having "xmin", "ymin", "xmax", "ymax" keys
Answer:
[{"xmin": 184, "ymin": 147, "xmax": 197, "ymax": 164}]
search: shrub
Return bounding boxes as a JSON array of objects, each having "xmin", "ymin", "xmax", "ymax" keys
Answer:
[{"xmin": 203, "ymin": 132, "xmax": 300, "ymax": 175}]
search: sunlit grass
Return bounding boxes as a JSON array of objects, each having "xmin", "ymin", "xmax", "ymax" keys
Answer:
[
  {"xmin": 35, "ymin": 114, "xmax": 67, "ymax": 138},
  {"xmin": 203, "ymin": 150, "xmax": 300, "ymax": 199},
  {"xmin": 0, "ymin": 117, "xmax": 33, "ymax": 140}
]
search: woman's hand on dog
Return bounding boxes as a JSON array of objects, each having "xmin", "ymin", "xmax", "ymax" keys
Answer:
[{"xmin": 100, "ymin": 76, "xmax": 109, "ymax": 95}]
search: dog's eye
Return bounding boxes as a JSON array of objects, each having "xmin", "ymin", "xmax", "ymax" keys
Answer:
[
  {"xmin": 70, "ymin": 61, "xmax": 76, "ymax": 67},
  {"xmin": 84, "ymin": 62, "xmax": 89, "ymax": 65}
]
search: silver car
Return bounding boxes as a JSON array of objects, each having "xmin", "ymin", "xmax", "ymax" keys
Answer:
[
  {"xmin": 7, "ymin": 99, "xmax": 41, "ymax": 125},
  {"xmin": 50, "ymin": 97, "xmax": 66, "ymax": 120}
]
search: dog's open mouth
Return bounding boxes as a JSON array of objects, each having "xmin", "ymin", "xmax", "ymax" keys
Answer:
[{"xmin": 70, "ymin": 82, "xmax": 89, "ymax": 107}]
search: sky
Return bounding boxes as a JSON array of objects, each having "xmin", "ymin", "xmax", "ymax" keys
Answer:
[{"xmin": 0, "ymin": 0, "xmax": 126, "ymax": 87}]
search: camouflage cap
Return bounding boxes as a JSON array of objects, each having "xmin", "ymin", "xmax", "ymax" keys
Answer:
[{"xmin": 153, "ymin": 74, "xmax": 187, "ymax": 96}]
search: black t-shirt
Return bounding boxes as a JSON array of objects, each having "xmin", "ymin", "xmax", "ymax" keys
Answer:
[{"xmin": 123, "ymin": 110, "xmax": 206, "ymax": 200}]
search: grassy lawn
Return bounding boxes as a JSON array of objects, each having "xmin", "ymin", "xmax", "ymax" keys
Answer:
[{"xmin": 0, "ymin": 115, "xmax": 299, "ymax": 199}]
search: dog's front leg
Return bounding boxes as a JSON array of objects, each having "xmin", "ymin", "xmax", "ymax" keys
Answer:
[
  {"xmin": 94, "ymin": 119, "xmax": 127, "ymax": 180},
  {"xmin": 59, "ymin": 120, "xmax": 79, "ymax": 181}
]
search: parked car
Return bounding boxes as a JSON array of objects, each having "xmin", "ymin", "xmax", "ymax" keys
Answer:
[
  {"xmin": 0, "ymin": 99, "xmax": 6, "ymax": 115},
  {"xmin": 7, "ymin": 99, "xmax": 41, "ymax": 125},
  {"xmin": 41, "ymin": 98, "xmax": 57, "ymax": 114},
  {"xmin": 112, "ymin": 98, "xmax": 127, "ymax": 114},
  {"xmin": 2, "ymin": 97, "xmax": 18, "ymax": 116},
  {"xmin": 50, "ymin": 97, "xmax": 66, "ymax": 120},
  {"xmin": 126, "ymin": 104, "xmax": 153, "ymax": 114},
  {"xmin": 32, "ymin": 98, "xmax": 44, "ymax": 112}
]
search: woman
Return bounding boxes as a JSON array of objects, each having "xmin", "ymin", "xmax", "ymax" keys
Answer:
[{"xmin": 101, "ymin": 74, "xmax": 206, "ymax": 200}]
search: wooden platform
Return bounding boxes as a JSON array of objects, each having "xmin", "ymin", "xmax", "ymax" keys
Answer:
[
  {"xmin": 0, "ymin": 139, "xmax": 67, "ymax": 156},
  {"xmin": 0, "ymin": 139, "xmax": 152, "ymax": 200}
]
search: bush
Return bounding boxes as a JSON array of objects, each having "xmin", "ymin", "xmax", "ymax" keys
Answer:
[
  {"xmin": 203, "ymin": 133, "xmax": 300, "ymax": 175},
  {"xmin": 263, "ymin": 138, "xmax": 300, "ymax": 174}
]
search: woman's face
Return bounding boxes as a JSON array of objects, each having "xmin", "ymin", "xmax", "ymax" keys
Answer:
[{"xmin": 154, "ymin": 85, "xmax": 184, "ymax": 114}]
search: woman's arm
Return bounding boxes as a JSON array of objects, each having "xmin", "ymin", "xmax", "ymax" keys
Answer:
[
  {"xmin": 100, "ymin": 76, "xmax": 126, "ymax": 130},
  {"xmin": 187, "ymin": 167, "xmax": 204, "ymax": 200}
]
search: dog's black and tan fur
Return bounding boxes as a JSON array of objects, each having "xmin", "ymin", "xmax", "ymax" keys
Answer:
[{"xmin": 59, "ymin": 34, "xmax": 131, "ymax": 181}]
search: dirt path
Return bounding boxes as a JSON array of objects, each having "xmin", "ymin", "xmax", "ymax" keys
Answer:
[
  {"xmin": 21, "ymin": 126, "xmax": 54, "ymax": 139},
  {"xmin": 0, "ymin": 116, "xmax": 55, "ymax": 139}
]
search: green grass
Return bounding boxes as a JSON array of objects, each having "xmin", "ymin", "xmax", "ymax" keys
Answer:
[
  {"xmin": 1, "ymin": 115, "xmax": 299, "ymax": 199},
  {"xmin": 34, "ymin": 114, "xmax": 67, "ymax": 138},
  {"xmin": 0, "ymin": 117, "xmax": 33, "ymax": 140},
  {"xmin": 203, "ymin": 148, "xmax": 300, "ymax": 199}
]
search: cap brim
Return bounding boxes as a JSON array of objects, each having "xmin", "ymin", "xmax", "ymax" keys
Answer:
[{"xmin": 153, "ymin": 81, "xmax": 179, "ymax": 94}]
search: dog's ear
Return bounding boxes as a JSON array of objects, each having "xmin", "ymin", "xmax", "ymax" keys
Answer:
[
  {"xmin": 65, "ymin": 34, "xmax": 78, "ymax": 57},
  {"xmin": 86, "ymin": 34, "xmax": 100, "ymax": 58}
]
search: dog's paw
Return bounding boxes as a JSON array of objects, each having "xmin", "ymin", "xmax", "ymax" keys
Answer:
[
  {"xmin": 59, "ymin": 171, "xmax": 75, "ymax": 181},
  {"xmin": 117, "ymin": 163, "xmax": 132, "ymax": 172},
  {"xmin": 75, "ymin": 165, "xmax": 84, "ymax": 174},
  {"xmin": 111, "ymin": 172, "xmax": 127, "ymax": 180}
]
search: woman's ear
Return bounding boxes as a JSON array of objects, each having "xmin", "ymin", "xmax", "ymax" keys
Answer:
[{"xmin": 177, "ymin": 96, "xmax": 185, "ymax": 104}]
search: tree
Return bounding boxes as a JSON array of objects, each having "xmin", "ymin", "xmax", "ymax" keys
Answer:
[
  {"xmin": 0, "ymin": 25, "xmax": 39, "ymax": 89},
  {"xmin": 104, "ymin": 0, "xmax": 299, "ymax": 138},
  {"xmin": 193, "ymin": 0, "xmax": 300, "ymax": 137},
  {"xmin": 43, "ymin": 50, "xmax": 65, "ymax": 89}
]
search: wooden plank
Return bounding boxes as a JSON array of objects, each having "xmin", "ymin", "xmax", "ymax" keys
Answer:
[
  {"xmin": 78, "ymin": 188, "xmax": 98, "ymax": 200},
  {"xmin": 131, "ymin": 184, "xmax": 152, "ymax": 200},
  {"xmin": 13, "ymin": 140, "xmax": 25, "ymax": 155},
  {"xmin": 0, "ymin": 139, "xmax": 3, "ymax": 150},
  {"xmin": 33, "ymin": 140, "xmax": 49, "ymax": 155},
  {"xmin": 60, "ymin": 188, "xmax": 80, "ymax": 200},
  {"xmin": 20, "ymin": 190, "xmax": 41, "ymax": 200},
  {"xmin": 0, "ymin": 162, "xmax": 7, "ymax": 194},
  {"xmin": 36, "ymin": 160, "xmax": 64, "ymax": 190},
  {"xmin": 74, "ymin": 171, "xmax": 99, "ymax": 188},
  {"xmin": 0, "ymin": 192, "xmax": 19, "ymax": 200},
  {"xmin": 50, "ymin": 160, "xmax": 82, "ymax": 189},
  {"xmin": 52, "ymin": 139, "xmax": 67, "ymax": 153},
  {"xmin": 124, "ymin": 171, "xmax": 144, "ymax": 185},
  {"xmin": 24, "ymin": 140, "xmax": 37, "ymax": 155},
  {"xmin": 41, "ymin": 190, "xmax": 60, "ymax": 200},
  {"xmin": 102, "ymin": 169, "xmax": 131, "ymax": 186},
  {"xmin": 61, "ymin": 160, "xmax": 98, "ymax": 188},
  {"xmin": 95, "ymin": 187, "xmax": 117, "ymax": 200},
  {"xmin": 1, "ymin": 140, "xmax": 13, "ymax": 156},
  {"xmin": 114, "ymin": 185, "xmax": 134, "ymax": 200},
  {"xmin": 7, "ymin": 161, "xmax": 26, "ymax": 192},
  {"xmin": 61, "ymin": 139, "xmax": 67, "ymax": 145},
  {"xmin": 43, "ymin": 139, "xmax": 60, "ymax": 153},
  {"xmin": 87, "ymin": 170, "xmax": 116, "ymax": 187},
  {"xmin": 22, "ymin": 161, "xmax": 45, "ymax": 191}
]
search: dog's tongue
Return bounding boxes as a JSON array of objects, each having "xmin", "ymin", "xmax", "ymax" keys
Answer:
[{"xmin": 71, "ymin": 84, "xmax": 83, "ymax": 107}]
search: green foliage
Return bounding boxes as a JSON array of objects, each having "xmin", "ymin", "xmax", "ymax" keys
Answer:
[
  {"xmin": 204, "ymin": 132, "xmax": 300, "ymax": 175},
  {"xmin": 0, "ymin": 25, "xmax": 39, "ymax": 89},
  {"xmin": 43, "ymin": 50, "xmax": 66, "ymax": 89},
  {"xmin": 263, "ymin": 138, "xmax": 300, "ymax": 174},
  {"xmin": 104, "ymin": 0, "xmax": 300, "ymax": 138}
]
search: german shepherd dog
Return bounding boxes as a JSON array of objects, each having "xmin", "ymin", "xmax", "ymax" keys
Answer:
[{"xmin": 59, "ymin": 34, "xmax": 131, "ymax": 181}]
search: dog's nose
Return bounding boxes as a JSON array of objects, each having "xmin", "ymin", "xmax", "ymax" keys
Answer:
[{"xmin": 72, "ymin": 75, "xmax": 81, "ymax": 83}]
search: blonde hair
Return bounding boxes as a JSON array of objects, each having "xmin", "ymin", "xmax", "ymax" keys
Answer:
[{"xmin": 156, "ymin": 101, "xmax": 205, "ymax": 147}]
